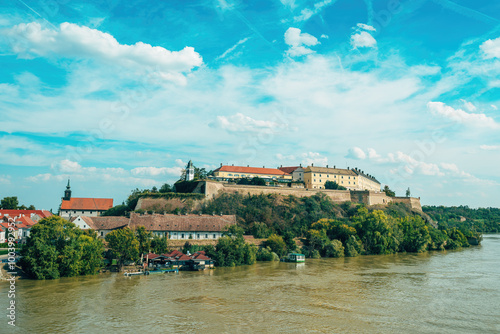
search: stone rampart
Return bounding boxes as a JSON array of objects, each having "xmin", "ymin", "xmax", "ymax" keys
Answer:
[{"xmin": 203, "ymin": 181, "xmax": 351, "ymax": 202}]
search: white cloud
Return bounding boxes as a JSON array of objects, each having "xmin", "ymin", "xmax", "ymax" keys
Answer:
[
  {"xmin": 357, "ymin": 23, "xmax": 376, "ymax": 32},
  {"xmin": 0, "ymin": 175, "xmax": 11, "ymax": 184},
  {"xmin": 293, "ymin": 0, "xmax": 333, "ymax": 22},
  {"xmin": 300, "ymin": 152, "xmax": 328, "ymax": 166},
  {"xmin": 280, "ymin": 0, "xmax": 297, "ymax": 10},
  {"xmin": 216, "ymin": 37, "xmax": 249, "ymax": 61},
  {"xmin": 284, "ymin": 27, "xmax": 319, "ymax": 57},
  {"xmin": 367, "ymin": 148, "xmax": 381, "ymax": 160},
  {"xmin": 350, "ymin": 31, "xmax": 377, "ymax": 48},
  {"xmin": 320, "ymin": 34, "xmax": 329, "ymax": 39},
  {"xmin": 480, "ymin": 145, "xmax": 500, "ymax": 151},
  {"xmin": 427, "ymin": 101, "xmax": 499, "ymax": 128},
  {"xmin": 491, "ymin": 105, "xmax": 498, "ymax": 110},
  {"xmin": 346, "ymin": 147, "xmax": 367, "ymax": 160},
  {"xmin": 460, "ymin": 99, "xmax": 477, "ymax": 112},
  {"xmin": 131, "ymin": 166, "xmax": 182, "ymax": 176},
  {"xmin": 7, "ymin": 22, "xmax": 202, "ymax": 84},
  {"xmin": 480, "ymin": 37, "xmax": 500, "ymax": 59},
  {"xmin": 212, "ymin": 113, "xmax": 280, "ymax": 133}
]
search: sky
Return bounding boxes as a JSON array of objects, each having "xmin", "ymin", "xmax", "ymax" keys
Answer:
[{"xmin": 0, "ymin": 0, "xmax": 499, "ymax": 211}]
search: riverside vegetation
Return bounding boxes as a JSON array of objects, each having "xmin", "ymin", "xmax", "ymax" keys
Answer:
[{"xmin": 17, "ymin": 191, "xmax": 488, "ymax": 279}]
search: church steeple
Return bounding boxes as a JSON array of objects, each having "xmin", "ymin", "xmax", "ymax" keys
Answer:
[{"xmin": 63, "ymin": 179, "xmax": 72, "ymax": 201}]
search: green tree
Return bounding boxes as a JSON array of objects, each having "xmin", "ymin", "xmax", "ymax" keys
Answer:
[
  {"xmin": 399, "ymin": 216, "xmax": 431, "ymax": 252},
  {"xmin": 324, "ymin": 181, "xmax": 347, "ymax": 190},
  {"xmin": 27, "ymin": 204, "xmax": 36, "ymax": 210},
  {"xmin": 105, "ymin": 228, "xmax": 140, "ymax": 267},
  {"xmin": 264, "ymin": 234, "xmax": 287, "ymax": 257},
  {"xmin": 159, "ymin": 183, "xmax": 173, "ymax": 193},
  {"xmin": 1, "ymin": 196, "xmax": 19, "ymax": 209},
  {"xmin": 101, "ymin": 204, "xmax": 129, "ymax": 217},
  {"xmin": 250, "ymin": 222, "xmax": 271, "ymax": 239},
  {"xmin": 20, "ymin": 216, "xmax": 103, "ymax": 279},
  {"xmin": 383, "ymin": 185, "xmax": 396, "ymax": 197},
  {"xmin": 324, "ymin": 240, "xmax": 345, "ymax": 258},
  {"xmin": 406, "ymin": 188, "xmax": 411, "ymax": 197},
  {"xmin": 135, "ymin": 226, "xmax": 152, "ymax": 255},
  {"xmin": 150, "ymin": 235, "xmax": 169, "ymax": 254}
]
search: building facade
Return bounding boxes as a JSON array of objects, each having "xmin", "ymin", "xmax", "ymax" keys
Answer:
[
  {"xmin": 59, "ymin": 181, "xmax": 113, "ymax": 219},
  {"xmin": 212, "ymin": 165, "xmax": 292, "ymax": 181},
  {"xmin": 303, "ymin": 165, "xmax": 359, "ymax": 189},
  {"xmin": 279, "ymin": 166, "xmax": 305, "ymax": 182}
]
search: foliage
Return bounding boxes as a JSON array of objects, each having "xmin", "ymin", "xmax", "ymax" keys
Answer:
[
  {"xmin": 101, "ymin": 204, "xmax": 129, "ymax": 217},
  {"xmin": 105, "ymin": 228, "xmax": 140, "ymax": 266},
  {"xmin": 250, "ymin": 222, "xmax": 272, "ymax": 239},
  {"xmin": 256, "ymin": 247, "xmax": 279, "ymax": 261},
  {"xmin": 324, "ymin": 181, "xmax": 347, "ymax": 190},
  {"xmin": 383, "ymin": 185, "xmax": 396, "ymax": 197},
  {"xmin": 20, "ymin": 216, "xmax": 103, "ymax": 279},
  {"xmin": 398, "ymin": 216, "xmax": 431, "ymax": 252},
  {"xmin": 324, "ymin": 240, "xmax": 345, "ymax": 258},
  {"xmin": 1, "ymin": 196, "xmax": 19, "ymax": 209},
  {"xmin": 203, "ymin": 226, "xmax": 256, "ymax": 267},
  {"xmin": 423, "ymin": 205, "xmax": 500, "ymax": 233},
  {"xmin": 135, "ymin": 226, "xmax": 152, "ymax": 255},
  {"xmin": 159, "ymin": 183, "xmax": 174, "ymax": 193},
  {"xmin": 150, "ymin": 235, "xmax": 169, "ymax": 254},
  {"xmin": 236, "ymin": 177, "xmax": 267, "ymax": 186},
  {"xmin": 264, "ymin": 234, "xmax": 287, "ymax": 257}
]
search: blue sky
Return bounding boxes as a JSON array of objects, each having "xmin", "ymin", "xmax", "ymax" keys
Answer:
[{"xmin": 0, "ymin": 0, "xmax": 499, "ymax": 211}]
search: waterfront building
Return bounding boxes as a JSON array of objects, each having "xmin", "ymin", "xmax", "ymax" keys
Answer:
[
  {"xmin": 303, "ymin": 165, "xmax": 381, "ymax": 191},
  {"xmin": 72, "ymin": 213, "xmax": 236, "ymax": 240}
]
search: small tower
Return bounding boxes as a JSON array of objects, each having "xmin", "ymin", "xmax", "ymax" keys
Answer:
[
  {"xmin": 186, "ymin": 160, "xmax": 195, "ymax": 181},
  {"xmin": 63, "ymin": 179, "xmax": 72, "ymax": 201}
]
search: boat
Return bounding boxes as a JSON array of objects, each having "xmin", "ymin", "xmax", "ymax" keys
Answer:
[
  {"xmin": 123, "ymin": 271, "xmax": 146, "ymax": 276},
  {"xmin": 281, "ymin": 253, "xmax": 306, "ymax": 263}
]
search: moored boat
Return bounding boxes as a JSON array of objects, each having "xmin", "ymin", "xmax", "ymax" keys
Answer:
[{"xmin": 281, "ymin": 253, "xmax": 306, "ymax": 263}]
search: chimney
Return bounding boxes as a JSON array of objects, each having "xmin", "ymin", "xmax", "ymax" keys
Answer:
[
  {"xmin": 247, "ymin": 165, "xmax": 249, "ymax": 167},
  {"xmin": 311, "ymin": 163, "xmax": 314, "ymax": 167},
  {"xmin": 347, "ymin": 167, "xmax": 350, "ymax": 170},
  {"xmin": 263, "ymin": 166, "xmax": 265, "ymax": 168},
  {"xmin": 232, "ymin": 164, "xmax": 234, "ymax": 166},
  {"xmin": 300, "ymin": 163, "xmax": 302, "ymax": 167},
  {"xmin": 326, "ymin": 165, "xmax": 328, "ymax": 168},
  {"xmin": 334, "ymin": 165, "xmax": 336, "ymax": 169},
  {"xmin": 220, "ymin": 163, "xmax": 222, "ymax": 167}
]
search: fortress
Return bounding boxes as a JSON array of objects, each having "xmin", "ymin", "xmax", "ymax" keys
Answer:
[{"xmin": 191, "ymin": 180, "xmax": 423, "ymax": 212}]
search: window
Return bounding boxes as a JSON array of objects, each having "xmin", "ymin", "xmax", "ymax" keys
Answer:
[
  {"xmin": 74, "ymin": 211, "xmax": 76, "ymax": 214},
  {"xmin": 82, "ymin": 211, "xmax": 84, "ymax": 214},
  {"xmin": 314, "ymin": 179, "xmax": 316, "ymax": 182},
  {"xmin": 213, "ymin": 234, "xmax": 216, "ymax": 239},
  {"xmin": 314, "ymin": 174, "xmax": 316, "ymax": 176},
  {"xmin": 90, "ymin": 211, "xmax": 92, "ymax": 214},
  {"xmin": 181, "ymin": 233, "xmax": 185, "ymax": 238},
  {"xmin": 205, "ymin": 234, "xmax": 208, "ymax": 239},
  {"xmin": 100, "ymin": 232, "xmax": 103, "ymax": 237},
  {"xmin": 341, "ymin": 176, "xmax": 344, "ymax": 179},
  {"xmin": 320, "ymin": 180, "xmax": 321, "ymax": 182},
  {"xmin": 327, "ymin": 175, "xmax": 329, "ymax": 178},
  {"xmin": 349, "ymin": 182, "xmax": 351, "ymax": 184},
  {"xmin": 349, "ymin": 176, "xmax": 351, "ymax": 179},
  {"xmin": 197, "ymin": 234, "xmax": 200, "ymax": 239}
]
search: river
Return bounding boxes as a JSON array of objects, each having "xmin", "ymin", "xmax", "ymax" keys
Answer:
[{"xmin": 2, "ymin": 234, "xmax": 500, "ymax": 333}]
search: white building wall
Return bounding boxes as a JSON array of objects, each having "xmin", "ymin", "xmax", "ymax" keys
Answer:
[
  {"xmin": 60, "ymin": 210, "xmax": 103, "ymax": 219},
  {"xmin": 72, "ymin": 216, "xmax": 92, "ymax": 229},
  {"xmin": 168, "ymin": 231, "xmax": 223, "ymax": 240}
]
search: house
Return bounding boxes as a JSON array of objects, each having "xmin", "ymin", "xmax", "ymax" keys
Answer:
[
  {"xmin": 87, "ymin": 217, "xmax": 129, "ymax": 238},
  {"xmin": 0, "ymin": 210, "xmax": 52, "ymax": 222},
  {"xmin": 0, "ymin": 222, "xmax": 18, "ymax": 241},
  {"xmin": 128, "ymin": 212, "xmax": 236, "ymax": 240},
  {"xmin": 211, "ymin": 165, "xmax": 292, "ymax": 181},
  {"xmin": 58, "ymin": 180, "xmax": 113, "ymax": 219},
  {"xmin": 0, "ymin": 225, "xmax": 6, "ymax": 243},
  {"xmin": 70, "ymin": 216, "xmax": 97, "ymax": 230},
  {"xmin": 145, "ymin": 250, "xmax": 214, "ymax": 270},
  {"xmin": 279, "ymin": 165, "xmax": 305, "ymax": 182}
]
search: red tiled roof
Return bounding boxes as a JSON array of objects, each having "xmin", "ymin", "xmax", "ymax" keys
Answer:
[
  {"xmin": 278, "ymin": 166, "xmax": 300, "ymax": 174},
  {"xmin": 214, "ymin": 165, "xmax": 290, "ymax": 176},
  {"xmin": 0, "ymin": 222, "xmax": 17, "ymax": 230},
  {"xmin": 14, "ymin": 216, "xmax": 36, "ymax": 226},
  {"xmin": 82, "ymin": 216, "xmax": 129, "ymax": 230},
  {"xmin": 0, "ymin": 210, "xmax": 52, "ymax": 219},
  {"xmin": 191, "ymin": 253, "xmax": 212, "ymax": 261},
  {"xmin": 60, "ymin": 198, "xmax": 113, "ymax": 211},
  {"xmin": 145, "ymin": 253, "xmax": 159, "ymax": 259}
]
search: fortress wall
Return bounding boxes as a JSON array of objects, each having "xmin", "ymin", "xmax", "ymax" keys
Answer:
[
  {"xmin": 202, "ymin": 181, "xmax": 423, "ymax": 211},
  {"xmin": 204, "ymin": 181, "xmax": 351, "ymax": 202},
  {"xmin": 391, "ymin": 197, "xmax": 423, "ymax": 211}
]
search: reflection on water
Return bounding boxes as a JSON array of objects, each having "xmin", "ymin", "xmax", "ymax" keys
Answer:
[{"xmin": 2, "ymin": 235, "xmax": 500, "ymax": 333}]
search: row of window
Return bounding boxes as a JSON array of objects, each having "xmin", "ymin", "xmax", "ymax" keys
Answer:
[
  {"xmin": 65, "ymin": 210, "xmax": 93, "ymax": 214},
  {"xmin": 312, "ymin": 174, "xmax": 354, "ymax": 179},
  {"xmin": 313, "ymin": 179, "xmax": 355, "ymax": 185}
]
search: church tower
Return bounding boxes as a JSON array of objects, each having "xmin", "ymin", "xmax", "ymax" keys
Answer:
[
  {"xmin": 186, "ymin": 160, "xmax": 195, "ymax": 181},
  {"xmin": 63, "ymin": 179, "xmax": 72, "ymax": 201}
]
